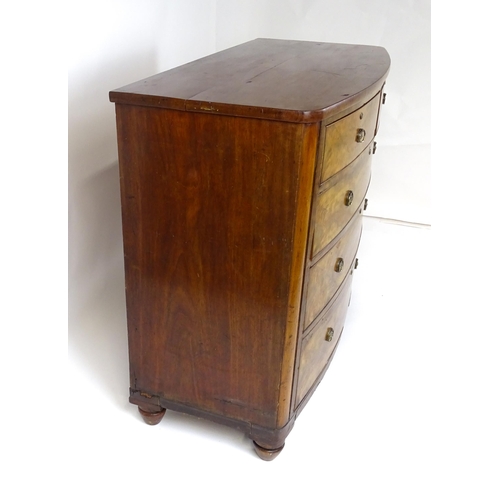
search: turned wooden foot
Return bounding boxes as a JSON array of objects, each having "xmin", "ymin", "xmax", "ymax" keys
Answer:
[
  {"xmin": 138, "ymin": 406, "xmax": 166, "ymax": 425},
  {"xmin": 253, "ymin": 440, "xmax": 285, "ymax": 461}
]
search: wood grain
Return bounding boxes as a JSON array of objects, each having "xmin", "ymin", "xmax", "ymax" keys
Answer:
[
  {"xmin": 312, "ymin": 144, "xmax": 372, "ymax": 258},
  {"xmin": 304, "ymin": 214, "xmax": 362, "ymax": 328},
  {"xmin": 111, "ymin": 38, "xmax": 390, "ymax": 455},
  {"xmin": 116, "ymin": 104, "xmax": 313, "ymax": 428},
  {"xmin": 276, "ymin": 122, "xmax": 319, "ymax": 427},
  {"xmin": 321, "ymin": 94, "xmax": 380, "ymax": 182},
  {"xmin": 296, "ymin": 273, "xmax": 353, "ymax": 406},
  {"xmin": 110, "ymin": 38, "xmax": 391, "ymax": 124}
]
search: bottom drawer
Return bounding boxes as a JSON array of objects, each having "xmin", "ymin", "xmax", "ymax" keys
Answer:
[{"xmin": 295, "ymin": 273, "xmax": 353, "ymax": 406}]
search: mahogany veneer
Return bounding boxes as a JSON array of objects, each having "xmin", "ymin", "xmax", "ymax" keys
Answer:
[{"xmin": 110, "ymin": 38, "xmax": 390, "ymax": 460}]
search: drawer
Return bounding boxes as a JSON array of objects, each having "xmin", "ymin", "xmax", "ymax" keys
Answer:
[
  {"xmin": 321, "ymin": 93, "xmax": 380, "ymax": 183},
  {"xmin": 296, "ymin": 273, "xmax": 352, "ymax": 406},
  {"xmin": 304, "ymin": 213, "xmax": 362, "ymax": 329},
  {"xmin": 311, "ymin": 143, "xmax": 372, "ymax": 258}
]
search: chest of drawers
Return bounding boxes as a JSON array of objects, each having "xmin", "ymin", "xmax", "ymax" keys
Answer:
[{"xmin": 110, "ymin": 38, "xmax": 390, "ymax": 460}]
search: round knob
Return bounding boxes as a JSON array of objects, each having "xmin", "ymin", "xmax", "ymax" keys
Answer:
[
  {"xmin": 335, "ymin": 258, "xmax": 344, "ymax": 273},
  {"xmin": 356, "ymin": 128, "xmax": 366, "ymax": 143},
  {"xmin": 345, "ymin": 190, "xmax": 354, "ymax": 206},
  {"xmin": 325, "ymin": 327, "xmax": 334, "ymax": 342}
]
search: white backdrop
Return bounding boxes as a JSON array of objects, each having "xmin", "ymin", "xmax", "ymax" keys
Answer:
[
  {"xmin": 67, "ymin": 1, "xmax": 434, "ymax": 497},
  {"xmin": 69, "ymin": 0, "xmax": 430, "ymax": 322}
]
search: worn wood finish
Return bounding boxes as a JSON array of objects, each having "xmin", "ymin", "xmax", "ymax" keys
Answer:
[
  {"xmin": 296, "ymin": 273, "xmax": 353, "ymax": 406},
  {"xmin": 293, "ymin": 327, "xmax": 344, "ymax": 417},
  {"xmin": 138, "ymin": 406, "xmax": 166, "ymax": 425},
  {"xmin": 117, "ymin": 104, "xmax": 313, "ymax": 429},
  {"xmin": 130, "ymin": 387, "xmax": 296, "ymax": 449},
  {"xmin": 312, "ymin": 144, "xmax": 372, "ymax": 258},
  {"xmin": 110, "ymin": 38, "xmax": 390, "ymax": 124},
  {"xmin": 276, "ymin": 122, "xmax": 319, "ymax": 427},
  {"xmin": 111, "ymin": 38, "xmax": 390, "ymax": 459},
  {"xmin": 304, "ymin": 214, "xmax": 363, "ymax": 328},
  {"xmin": 321, "ymin": 94, "xmax": 380, "ymax": 182},
  {"xmin": 253, "ymin": 441, "xmax": 285, "ymax": 461}
]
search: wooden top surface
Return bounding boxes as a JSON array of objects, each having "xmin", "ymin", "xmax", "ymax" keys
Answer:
[{"xmin": 110, "ymin": 38, "xmax": 390, "ymax": 123}]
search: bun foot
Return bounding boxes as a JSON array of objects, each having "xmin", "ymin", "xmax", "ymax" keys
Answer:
[
  {"xmin": 138, "ymin": 406, "xmax": 166, "ymax": 425},
  {"xmin": 253, "ymin": 440, "xmax": 285, "ymax": 461}
]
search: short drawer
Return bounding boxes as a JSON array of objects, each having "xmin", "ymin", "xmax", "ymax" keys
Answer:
[
  {"xmin": 304, "ymin": 213, "xmax": 362, "ymax": 329},
  {"xmin": 296, "ymin": 274, "xmax": 352, "ymax": 406},
  {"xmin": 311, "ymin": 144, "xmax": 372, "ymax": 258},
  {"xmin": 321, "ymin": 93, "xmax": 380, "ymax": 183}
]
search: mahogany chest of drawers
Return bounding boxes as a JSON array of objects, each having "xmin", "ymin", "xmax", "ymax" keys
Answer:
[{"xmin": 110, "ymin": 38, "xmax": 390, "ymax": 460}]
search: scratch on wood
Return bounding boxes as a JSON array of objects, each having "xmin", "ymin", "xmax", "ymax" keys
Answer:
[
  {"xmin": 257, "ymin": 151, "xmax": 271, "ymax": 162},
  {"xmin": 199, "ymin": 104, "xmax": 219, "ymax": 112}
]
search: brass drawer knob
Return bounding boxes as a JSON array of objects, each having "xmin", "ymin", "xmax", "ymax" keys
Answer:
[
  {"xmin": 356, "ymin": 128, "xmax": 366, "ymax": 143},
  {"xmin": 335, "ymin": 258, "xmax": 344, "ymax": 273},
  {"xmin": 325, "ymin": 327, "xmax": 334, "ymax": 342},
  {"xmin": 344, "ymin": 190, "xmax": 354, "ymax": 206}
]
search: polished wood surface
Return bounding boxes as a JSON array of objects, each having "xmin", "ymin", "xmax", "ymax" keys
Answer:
[
  {"xmin": 296, "ymin": 274, "xmax": 353, "ymax": 405},
  {"xmin": 312, "ymin": 144, "xmax": 372, "ymax": 258},
  {"xmin": 111, "ymin": 38, "xmax": 390, "ymax": 459},
  {"xmin": 321, "ymin": 94, "xmax": 380, "ymax": 182},
  {"xmin": 253, "ymin": 441, "xmax": 285, "ymax": 461},
  {"xmin": 276, "ymin": 122, "xmax": 319, "ymax": 427},
  {"xmin": 304, "ymin": 214, "xmax": 362, "ymax": 328},
  {"xmin": 116, "ymin": 104, "xmax": 315, "ymax": 429},
  {"xmin": 138, "ymin": 406, "xmax": 166, "ymax": 425},
  {"xmin": 110, "ymin": 38, "xmax": 390, "ymax": 124}
]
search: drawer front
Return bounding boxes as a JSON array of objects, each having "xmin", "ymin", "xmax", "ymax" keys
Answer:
[
  {"xmin": 312, "ymin": 144, "xmax": 371, "ymax": 258},
  {"xmin": 321, "ymin": 93, "xmax": 380, "ymax": 183},
  {"xmin": 304, "ymin": 214, "xmax": 362, "ymax": 328},
  {"xmin": 296, "ymin": 274, "xmax": 352, "ymax": 405}
]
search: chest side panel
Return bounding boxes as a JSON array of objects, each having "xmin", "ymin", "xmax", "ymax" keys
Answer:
[{"xmin": 116, "ymin": 105, "xmax": 306, "ymax": 428}]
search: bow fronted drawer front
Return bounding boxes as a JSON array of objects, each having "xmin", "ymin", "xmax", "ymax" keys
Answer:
[
  {"xmin": 311, "ymin": 144, "xmax": 372, "ymax": 259},
  {"xmin": 304, "ymin": 213, "xmax": 362, "ymax": 329},
  {"xmin": 296, "ymin": 273, "xmax": 353, "ymax": 407},
  {"xmin": 321, "ymin": 93, "xmax": 380, "ymax": 183}
]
